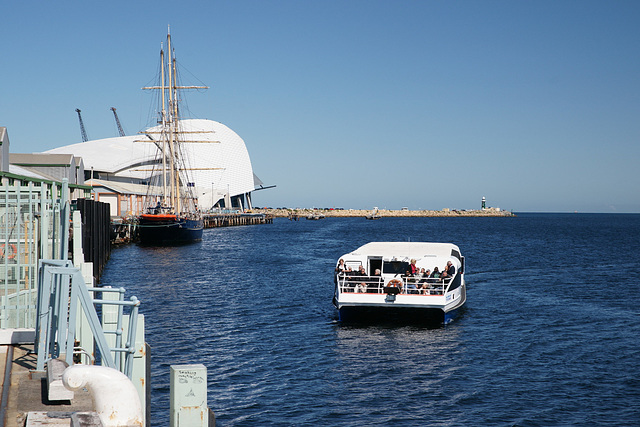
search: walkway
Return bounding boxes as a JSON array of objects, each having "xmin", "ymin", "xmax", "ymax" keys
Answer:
[{"xmin": 1, "ymin": 345, "xmax": 94, "ymax": 426}]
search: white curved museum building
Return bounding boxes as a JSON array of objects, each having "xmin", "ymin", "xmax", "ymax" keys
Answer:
[{"xmin": 45, "ymin": 119, "xmax": 265, "ymax": 216}]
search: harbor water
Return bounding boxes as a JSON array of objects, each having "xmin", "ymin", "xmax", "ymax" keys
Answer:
[{"xmin": 101, "ymin": 213, "xmax": 640, "ymax": 426}]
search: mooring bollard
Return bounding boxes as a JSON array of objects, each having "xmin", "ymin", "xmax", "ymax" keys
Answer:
[{"xmin": 170, "ymin": 364, "xmax": 211, "ymax": 427}]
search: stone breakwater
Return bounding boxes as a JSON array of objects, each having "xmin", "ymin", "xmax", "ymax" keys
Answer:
[{"xmin": 251, "ymin": 208, "xmax": 515, "ymax": 218}]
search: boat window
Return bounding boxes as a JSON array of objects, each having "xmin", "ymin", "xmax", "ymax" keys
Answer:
[
  {"xmin": 382, "ymin": 261, "xmax": 409, "ymax": 275},
  {"xmin": 450, "ymin": 249, "xmax": 461, "ymax": 261},
  {"xmin": 447, "ymin": 273, "xmax": 462, "ymax": 291},
  {"xmin": 345, "ymin": 261, "xmax": 362, "ymax": 271}
]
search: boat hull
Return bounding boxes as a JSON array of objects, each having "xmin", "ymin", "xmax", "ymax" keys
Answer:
[
  {"xmin": 337, "ymin": 305, "xmax": 463, "ymax": 325},
  {"xmin": 138, "ymin": 215, "xmax": 203, "ymax": 245},
  {"xmin": 335, "ymin": 284, "xmax": 466, "ymax": 325}
]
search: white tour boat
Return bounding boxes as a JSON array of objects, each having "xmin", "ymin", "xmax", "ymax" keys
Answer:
[{"xmin": 333, "ymin": 242, "xmax": 466, "ymax": 324}]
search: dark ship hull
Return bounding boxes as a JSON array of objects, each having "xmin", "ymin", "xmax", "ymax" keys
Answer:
[{"xmin": 138, "ymin": 214, "xmax": 203, "ymax": 245}]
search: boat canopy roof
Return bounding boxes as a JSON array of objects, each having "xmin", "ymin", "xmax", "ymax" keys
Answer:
[{"xmin": 341, "ymin": 242, "xmax": 462, "ymax": 262}]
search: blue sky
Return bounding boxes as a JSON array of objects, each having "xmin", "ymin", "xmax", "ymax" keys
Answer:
[{"xmin": 2, "ymin": 1, "xmax": 639, "ymax": 212}]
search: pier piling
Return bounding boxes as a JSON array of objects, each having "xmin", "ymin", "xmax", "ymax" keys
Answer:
[{"xmin": 202, "ymin": 212, "xmax": 273, "ymax": 228}]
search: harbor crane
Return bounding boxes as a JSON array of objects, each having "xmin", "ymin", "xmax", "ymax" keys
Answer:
[
  {"xmin": 75, "ymin": 108, "xmax": 89, "ymax": 142},
  {"xmin": 110, "ymin": 107, "xmax": 126, "ymax": 137}
]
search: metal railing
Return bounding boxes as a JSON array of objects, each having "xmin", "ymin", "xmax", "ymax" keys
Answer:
[
  {"xmin": 336, "ymin": 274, "xmax": 452, "ymax": 295},
  {"xmin": 87, "ymin": 285, "xmax": 140, "ymax": 377},
  {"xmin": 207, "ymin": 207, "xmax": 242, "ymax": 214},
  {"xmin": 34, "ymin": 259, "xmax": 141, "ymax": 378},
  {"xmin": 0, "ymin": 180, "xmax": 64, "ymax": 329}
]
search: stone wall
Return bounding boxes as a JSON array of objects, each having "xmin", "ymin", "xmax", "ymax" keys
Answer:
[{"xmin": 250, "ymin": 207, "xmax": 514, "ymax": 218}]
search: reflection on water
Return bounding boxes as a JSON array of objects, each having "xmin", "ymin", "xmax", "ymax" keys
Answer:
[
  {"xmin": 335, "ymin": 324, "xmax": 463, "ymax": 364},
  {"xmin": 330, "ymin": 323, "xmax": 468, "ymax": 425}
]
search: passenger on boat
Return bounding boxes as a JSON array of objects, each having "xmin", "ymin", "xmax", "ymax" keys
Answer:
[
  {"xmin": 419, "ymin": 269, "xmax": 431, "ymax": 292},
  {"xmin": 438, "ymin": 261, "xmax": 456, "ymax": 283},
  {"xmin": 429, "ymin": 267, "xmax": 441, "ymax": 282},
  {"xmin": 408, "ymin": 259, "xmax": 418, "ymax": 275},
  {"xmin": 335, "ymin": 259, "xmax": 353, "ymax": 288},
  {"xmin": 410, "ymin": 267, "xmax": 427, "ymax": 293},
  {"xmin": 368, "ymin": 269, "xmax": 382, "ymax": 293},
  {"xmin": 335, "ymin": 259, "xmax": 347, "ymax": 273},
  {"xmin": 348, "ymin": 265, "xmax": 367, "ymax": 292},
  {"xmin": 406, "ymin": 281, "xmax": 419, "ymax": 294},
  {"xmin": 440, "ymin": 270, "xmax": 450, "ymax": 283},
  {"xmin": 445, "ymin": 261, "xmax": 456, "ymax": 276},
  {"xmin": 419, "ymin": 282, "xmax": 431, "ymax": 294},
  {"xmin": 335, "ymin": 259, "xmax": 347, "ymax": 283}
]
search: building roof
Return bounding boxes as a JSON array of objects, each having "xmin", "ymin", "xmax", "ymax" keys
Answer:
[
  {"xmin": 10, "ymin": 153, "xmax": 78, "ymax": 166},
  {"xmin": 8, "ymin": 164, "xmax": 50, "ymax": 180},
  {"xmin": 9, "ymin": 153, "xmax": 84, "ymax": 185},
  {"xmin": 86, "ymin": 179, "xmax": 150, "ymax": 196},
  {"xmin": 45, "ymin": 119, "xmax": 256, "ymax": 207}
]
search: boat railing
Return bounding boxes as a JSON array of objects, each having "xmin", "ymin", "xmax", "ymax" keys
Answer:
[
  {"xmin": 337, "ymin": 274, "xmax": 384, "ymax": 293},
  {"xmin": 337, "ymin": 273, "xmax": 447, "ymax": 295}
]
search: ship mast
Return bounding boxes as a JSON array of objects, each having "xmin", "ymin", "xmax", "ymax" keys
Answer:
[
  {"xmin": 160, "ymin": 44, "xmax": 168, "ymax": 205},
  {"xmin": 166, "ymin": 31, "xmax": 179, "ymax": 214},
  {"xmin": 142, "ymin": 29, "xmax": 209, "ymax": 215}
]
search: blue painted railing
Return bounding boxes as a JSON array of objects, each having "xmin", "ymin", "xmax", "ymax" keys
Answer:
[{"xmin": 34, "ymin": 259, "xmax": 140, "ymax": 378}]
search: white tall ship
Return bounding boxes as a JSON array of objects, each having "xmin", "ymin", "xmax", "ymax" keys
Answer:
[{"xmin": 333, "ymin": 242, "xmax": 466, "ymax": 324}]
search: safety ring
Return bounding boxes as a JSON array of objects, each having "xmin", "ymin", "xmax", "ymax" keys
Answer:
[
  {"xmin": 387, "ymin": 279, "xmax": 402, "ymax": 288},
  {"xmin": 0, "ymin": 243, "xmax": 17, "ymax": 260}
]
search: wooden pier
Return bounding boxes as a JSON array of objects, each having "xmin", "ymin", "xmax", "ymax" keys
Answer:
[
  {"xmin": 203, "ymin": 212, "xmax": 273, "ymax": 228},
  {"xmin": 110, "ymin": 212, "xmax": 274, "ymax": 244}
]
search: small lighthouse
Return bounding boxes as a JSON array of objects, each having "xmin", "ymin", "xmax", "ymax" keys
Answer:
[{"xmin": 481, "ymin": 196, "xmax": 486, "ymax": 210}]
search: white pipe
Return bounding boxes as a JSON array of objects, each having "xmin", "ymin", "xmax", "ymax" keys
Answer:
[{"xmin": 62, "ymin": 365, "xmax": 143, "ymax": 427}]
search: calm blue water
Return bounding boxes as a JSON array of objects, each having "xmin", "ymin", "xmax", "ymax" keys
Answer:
[{"xmin": 101, "ymin": 214, "xmax": 640, "ymax": 426}]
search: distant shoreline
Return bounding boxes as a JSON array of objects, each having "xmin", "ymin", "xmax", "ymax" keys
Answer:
[{"xmin": 250, "ymin": 208, "xmax": 515, "ymax": 218}]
